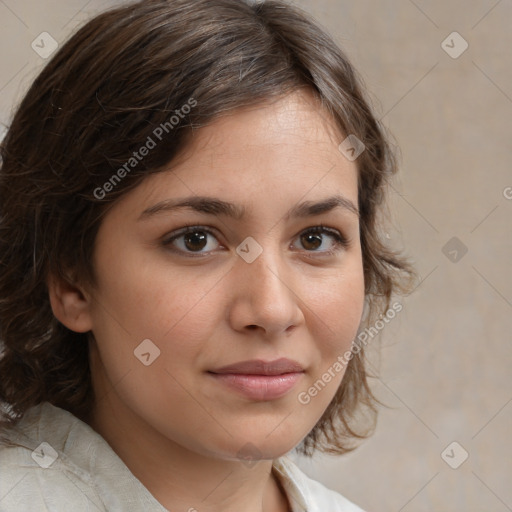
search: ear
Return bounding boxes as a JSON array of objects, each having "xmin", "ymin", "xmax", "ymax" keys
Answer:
[{"xmin": 47, "ymin": 271, "xmax": 93, "ymax": 333}]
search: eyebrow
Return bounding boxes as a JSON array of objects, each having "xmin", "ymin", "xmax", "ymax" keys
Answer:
[{"xmin": 137, "ymin": 194, "xmax": 359, "ymax": 222}]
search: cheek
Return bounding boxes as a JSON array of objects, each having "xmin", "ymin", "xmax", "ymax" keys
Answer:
[
  {"xmin": 308, "ymin": 265, "xmax": 365, "ymax": 355},
  {"xmin": 89, "ymin": 250, "xmax": 223, "ymax": 382},
  {"xmin": 92, "ymin": 242, "xmax": 208, "ymax": 335},
  {"xmin": 294, "ymin": 268, "xmax": 364, "ymax": 417},
  {"xmin": 87, "ymin": 260, "xmax": 216, "ymax": 422}
]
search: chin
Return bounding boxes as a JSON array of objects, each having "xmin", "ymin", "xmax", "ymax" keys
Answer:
[{"xmin": 208, "ymin": 430, "xmax": 304, "ymax": 463}]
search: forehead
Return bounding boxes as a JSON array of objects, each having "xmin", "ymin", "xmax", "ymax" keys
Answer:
[
  {"xmin": 178, "ymin": 90, "xmax": 345, "ymax": 163},
  {"xmin": 109, "ymin": 90, "xmax": 358, "ymax": 221}
]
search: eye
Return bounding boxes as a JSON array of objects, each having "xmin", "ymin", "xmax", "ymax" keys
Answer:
[
  {"xmin": 162, "ymin": 225, "xmax": 222, "ymax": 256},
  {"xmin": 291, "ymin": 225, "xmax": 348, "ymax": 256},
  {"xmin": 162, "ymin": 224, "xmax": 349, "ymax": 257}
]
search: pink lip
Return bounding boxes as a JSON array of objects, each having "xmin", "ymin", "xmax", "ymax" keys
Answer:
[
  {"xmin": 208, "ymin": 358, "xmax": 305, "ymax": 401},
  {"xmin": 211, "ymin": 358, "xmax": 304, "ymax": 375}
]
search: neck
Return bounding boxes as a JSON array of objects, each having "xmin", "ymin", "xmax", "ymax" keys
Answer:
[{"xmin": 86, "ymin": 391, "xmax": 291, "ymax": 512}]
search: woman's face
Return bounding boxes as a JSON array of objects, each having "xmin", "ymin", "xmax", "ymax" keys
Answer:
[{"xmin": 84, "ymin": 90, "xmax": 365, "ymax": 461}]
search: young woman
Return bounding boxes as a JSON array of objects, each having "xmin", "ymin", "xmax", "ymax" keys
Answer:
[{"xmin": 0, "ymin": 1, "xmax": 412, "ymax": 510}]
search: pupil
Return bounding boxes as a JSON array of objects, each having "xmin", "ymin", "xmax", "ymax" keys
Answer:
[{"xmin": 185, "ymin": 231, "xmax": 207, "ymax": 251}]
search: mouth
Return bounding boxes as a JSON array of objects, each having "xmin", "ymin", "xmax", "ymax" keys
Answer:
[{"xmin": 207, "ymin": 358, "xmax": 305, "ymax": 401}]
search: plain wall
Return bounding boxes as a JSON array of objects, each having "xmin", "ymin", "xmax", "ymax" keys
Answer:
[{"xmin": 1, "ymin": 1, "xmax": 511, "ymax": 511}]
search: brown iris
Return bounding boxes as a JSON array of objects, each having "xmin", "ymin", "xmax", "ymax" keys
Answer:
[
  {"xmin": 184, "ymin": 231, "xmax": 208, "ymax": 251},
  {"xmin": 301, "ymin": 232, "xmax": 322, "ymax": 251}
]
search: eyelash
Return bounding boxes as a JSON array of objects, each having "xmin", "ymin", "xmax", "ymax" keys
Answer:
[{"xmin": 161, "ymin": 224, "xmax": 349, "ymax": 258}]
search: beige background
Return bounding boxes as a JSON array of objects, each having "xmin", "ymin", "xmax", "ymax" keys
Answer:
[{"xmin": 1, "ymin": 1, "xmax": 511, "ymax": 511}]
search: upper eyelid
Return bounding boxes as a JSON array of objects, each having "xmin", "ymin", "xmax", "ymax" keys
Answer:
[{"xmin": 162, "ymin": 224, "xmax": 219, "ymax": 241}]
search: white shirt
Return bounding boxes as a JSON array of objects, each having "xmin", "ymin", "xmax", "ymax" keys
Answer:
[{"xmin": 0, "ymin": 402, "xmax": 366, "ymax": 511}]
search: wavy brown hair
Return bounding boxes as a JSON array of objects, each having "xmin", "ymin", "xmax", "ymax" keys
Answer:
[{"xmin": 0, "ymin": 0, "xmax": 414, "ymax": 455}]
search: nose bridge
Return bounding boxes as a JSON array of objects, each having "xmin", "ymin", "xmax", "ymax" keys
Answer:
[
  {"xmin": 251, "ymin": 248, "xmax": 284, "ymax": 293},
  {"xmin": 241, "ymin": 229, "xmax": 291, "ymax": 285},
  {"xmin": 230, "ymin": 235, "xmax": 301, "ymax": 333}
]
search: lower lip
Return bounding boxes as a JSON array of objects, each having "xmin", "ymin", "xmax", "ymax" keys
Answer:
[{"xmin": 208, "ymin": 372, "xmax": 304, "ymax": 401}]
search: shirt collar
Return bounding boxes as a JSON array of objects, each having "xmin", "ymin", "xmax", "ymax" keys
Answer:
[
  {"xmin": 272, "ymin": 456, "xmax": 309, "ymax": 512},
  {"xmin": 3, "ymin": 402, "xmax": 313, "ymax": 512}
]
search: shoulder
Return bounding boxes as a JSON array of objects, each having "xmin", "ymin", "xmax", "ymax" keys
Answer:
[
  {"xmin": 0, "ymin": 402, "xmax": 106, "ymax": 511},
  {"xmin": 273, "ymin": 456, "xmax": 367, "ymax": 512},
  {"xmin": 0, "ymin": 401, "xmax": 167, "ymax": 512}
]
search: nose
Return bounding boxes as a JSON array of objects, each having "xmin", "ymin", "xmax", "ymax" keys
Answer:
[{"xmin": 227, "ymin": 242, "xmax": 304, "ymax": 338}]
